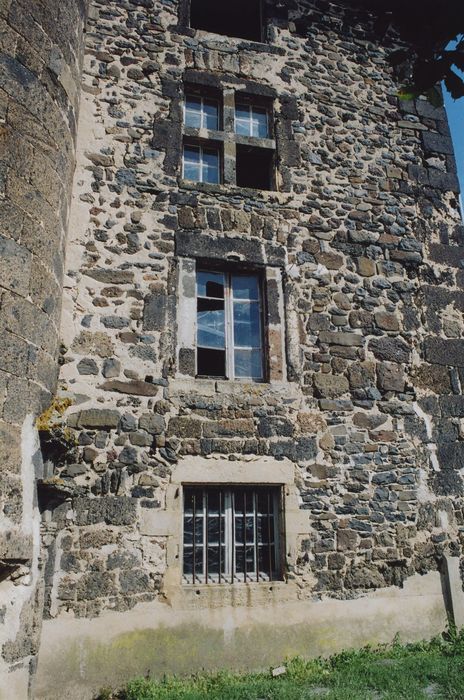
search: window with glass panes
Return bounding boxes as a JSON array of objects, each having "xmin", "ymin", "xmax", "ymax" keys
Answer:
[
  {"xmin": 183, "ymin": 486, "xmax": 282, "ymax": 584},
  {"xmin": 235, "ymin": 103, "xmax": 269, "ymax": 138},
  {"xmin": 184, "ymin": 94, "xmax": 220, "ymax": 130},
  {"xmin": 196, "ymin": 270, "xmax": 264, "ymax": 380},
  {"xmin": 183, "ymin": 144, "xmax": 220, "ymax": 184}
]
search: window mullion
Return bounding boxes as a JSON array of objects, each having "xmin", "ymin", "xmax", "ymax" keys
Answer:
[{"xmin": 225, "ymin": 273, "xmax": 234, "ymax": 379}]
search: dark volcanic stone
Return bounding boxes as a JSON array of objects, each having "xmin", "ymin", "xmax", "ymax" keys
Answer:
[{"xmin": 368, "ymin": 337, "xmax": 410, "ymax": 363}]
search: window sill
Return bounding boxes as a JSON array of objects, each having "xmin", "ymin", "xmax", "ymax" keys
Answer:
[
  {"xmin": 178, "ymin": 178, "xmax": 293, "ymax": 202},
  {"xmin": 173, "ymin": 26, "xmax": 286, "ymax": 56},
  {"xmin": 168, "ymin": 377, "xmax": 300, "ymax": 400},
  {"xmin": 167, "ymin": 578, "xmax": 298, "ymax": 609}
]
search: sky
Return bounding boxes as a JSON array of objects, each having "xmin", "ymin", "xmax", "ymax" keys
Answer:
[
  {"xmin": 444, "ymin": 37, "xmax": 464, "ymax": 211},
  {"xmin": 445, "ymin": 88, "xmax": 464, "ymax": 208}
]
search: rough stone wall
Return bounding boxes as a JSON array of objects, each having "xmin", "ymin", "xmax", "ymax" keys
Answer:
[
  {"xmin": 41, "ymin": 0, "xmax": 464, "ymax": 649},
  {"xmin": 0, "ymin": 0, "xmax": 88, "ymax": 696}
]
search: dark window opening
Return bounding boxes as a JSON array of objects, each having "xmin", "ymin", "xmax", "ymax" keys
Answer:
[
  {"xmin": 190, "ymin": 0, "xmax": 264, "ymax": 42},
  {"xmin": 197, "ymin": 347, "xmax": 226, "ymax": 377},
  {"xmin": 236, "ymin": 145, "xmax": 274, "ymax": 190},
  {"xmin": 183, "ymin": 485, "xmax": 283, "ymax": 584}
]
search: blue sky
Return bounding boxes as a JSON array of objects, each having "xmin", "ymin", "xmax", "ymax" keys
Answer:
[
  {"xmin": 444, "ymin": 37, "xmax": 464, "ymax": 208},
  {"xmin": 445, "ymin": 89, "xmax": 464, "ymax": 203}
]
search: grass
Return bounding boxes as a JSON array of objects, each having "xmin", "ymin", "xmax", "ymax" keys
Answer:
[{"xmin": 97, "ymin": 628, "xmax": 464, "ymax": 700}]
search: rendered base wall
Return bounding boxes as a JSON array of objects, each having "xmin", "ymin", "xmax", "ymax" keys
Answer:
[{"xmin": 35, "ymin": 571, "xmax": 449, "ymax": 700}]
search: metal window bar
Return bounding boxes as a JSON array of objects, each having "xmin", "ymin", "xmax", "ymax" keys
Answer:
[
  {"xmin": 183, "ymin": 486, "xmax": 280, "ymax": 584},
  {"xmin": 267, "ymin": 490, "xmax": 272, "ymax": 582}
]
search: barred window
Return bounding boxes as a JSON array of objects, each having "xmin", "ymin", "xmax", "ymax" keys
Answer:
[{"xmin": 183, "ymin": 485, "xmax": 282, "ymax": 584}]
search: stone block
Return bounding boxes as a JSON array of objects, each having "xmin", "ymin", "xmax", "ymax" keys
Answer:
[
  {"xmin": 269, "ymin": 437, "xmax": 317, "ymax": 462},
  {"xmin": 0, "ymin": 234, "xmax": 32, "ymax": 296},
  {"xmin": 319, "ymin": 331, "xmax": 363, "ymax": 347},
  {"xmin": 99, "ymin": 380, "xmax": 159, "ymax": 396},
  {"xmin": 424, "ymin": 338, "xmax": 464, "ymax": 367},
  {"xmin": 422, "ymin": 131, "xmax": 454, "ymax": 155},
  {"xmin": 337, "ymin": 529, "xmax": 358, "ymax": 552},
  {"xmin": 414, "ymin": 364, "xmax": 451, "ymax": 394},
  {"xmin": 0, "ymin": 329, "xmax": 29, "ymax": 375},
  {"xmin": 101, "ymin": 316, "xmax": 130, "ymax": 329},
  {"xmin": 258, "ymin": 416, "xmax": 293, "ymax": 438},
  {"xmin": 374, "ymin": 311, "xmax": 400, "ymax": 332},
  {"xmin": 377, "ymin": 362, "xmax": 405, "ymax": 392},
  {"xmin": 76, "ymin": 572, "xmax": 115, "ymax": 601},
  {"xmin": 368, "ymin": 337, "xmax": 410, "ymax": 363},
  {"xmin": 314, "ymin": 373, "xmax": 349, "ymax": 398},
  {"xmin": 102, "ymin": 358, "xmax": 120, "ymax": 378},
  {"xmin": 119, "ymin": 569, "xmax": 150, "ymax": 593},
  {"xmin": 77, "ymin": 358, "xmax": 99, "ymax": 375},
  {"xmin": 203, "ymin": 419, "xmax": 255, "ymax": 438},
  {"xmin": 143, "ymin": 292, "xmax": 166, "ymax": 331},
  {"xmin": 71, "ymin": 331, "xmax": 114, "ymax": 358},
  {"xmin": 138, "ymin": 413, "xmax": 165, "ymax": 435},
  {"xmin": 167, "ymin": 417, "xmax": 203, "ymax": 438},
  {"xmin": 356, "ymin": 257, "xmax": 376, "ymax": 277},
  {"xmin": 75, "ymin": 496, "xmax": 137, "ymax": 526},
  {"xmin": 74, "ymin": 409, "xmax": 120, "ymax": 430},
  {"xmin": 83, "ymin": 268, "xmax": 134, "ymax": 284}
]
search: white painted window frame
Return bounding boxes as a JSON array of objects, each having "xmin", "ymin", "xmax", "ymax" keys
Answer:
[
  {"xmin": 234, "ymin": 103, "xmax": 269, "ymax": 138},
  {"xmin": 196, "ymin": 269, "xmax": 265, "ymax": 380},
  {"xmin": 184, "ymin": 93, "xmax": 220, "ymax": 130},
  {"xmin": 182, "ymin": 143, "xmax": 221, "ymax": 184}
]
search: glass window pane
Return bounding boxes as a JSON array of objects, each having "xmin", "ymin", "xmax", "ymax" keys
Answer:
[
  {"xmin": 197, "ymin": 303, "xmax": 225, "ymax": 349},
  {"xmin": 185, "ymin": 97, "xmax": 202, "ymax": 128},
  {"xmin": 183, "ymin": 145, "xmax": 200, "ymax": 180},
  {"xmin": 203, "ymin": 99, "xmax": 219, "ymax": 130},
  {"xmin": 233, "ymin": 302, "xmax": 261, "ymax": 347},
  {"xmin": 235, "ymin": 105, "xmax": 250, "ymax": 121},
  {"xmin": 231, "ymin": 275, "xmax": 260, "ymax": 300},
  {"xmin": 235, "ymin": 119, "xmax": 250, "ymax": 136},
  {"xmin": 197, "ymin": 271, "xmax": 224, "ymax": 298},
  {"xmin": 252, "ymin": 108, "xmax": 269, "ymax": 138},
  {"xmin": 202, "ymin": 148, "xmax": 219, "ymax": 184},
  {"xmin": 234, "ymin": 349, "xmax": 263, "ymax": 379}
]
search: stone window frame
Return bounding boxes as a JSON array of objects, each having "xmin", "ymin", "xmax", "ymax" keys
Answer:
[
  {"xmin": 181, "ymin": 82, "xmax": 277, "ymax": 191},
  {"xmin": 155, "ymin": 70, "xmax": 300, "ymax": 194},
  {"xmin": 139, "ymin": 456, "xmax": 308, "ymax": 604},
  {"xmin": 176, "ymin": 255, "xmax": 286, "ymax": 384}
]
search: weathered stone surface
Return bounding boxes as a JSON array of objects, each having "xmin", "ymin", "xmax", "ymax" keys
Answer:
[
  {"xmin": 83, "ymin": 268, "xmax": 134, "ymax": 284},
  {"xmin": 75, "ymin": 496, "xmax": 137, "ymax": 526},
  {"xmin": 77, "ymin": 358, "xmax": 99, "ymax": 375},
  {"xmin": 73, "ymin": 409, "xmax": 120, "ymax": 430},
  {"xmin": 377, "ymin": 362, "xmax": 405, "ymax": 392},
  {"xmin": 424, "ymin": 338, "xmax": 464, "ymax": 367},
  {"xmin": 314, "ymin": 374, "xmax": 349, "ymax": 398},
  {"xmin": 368, "ymin": 338, "xmax": 410, "ymax": 363},
  {"xmin": 143, "ymin": 293, "xmax": 166, "ymax": 331},
  {"xmin": 99, "ymin": 380, "xmax": 159, "ymax": 396},
  {"xmin": 319, "ymin": 332, "xmax": 363, "ymax": 347},
  {"xmin": 138, "ymin": 413, "xmax": 165, "ymax": 435}
]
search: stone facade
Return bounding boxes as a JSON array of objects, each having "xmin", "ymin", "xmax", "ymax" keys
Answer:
[
  {"xmin": 2, "ymin": 0, "xmax": 464, "ymax": 697},
  {"xmin": 0, "ymin": 1, "xmax": 88, "ymax": 697}
]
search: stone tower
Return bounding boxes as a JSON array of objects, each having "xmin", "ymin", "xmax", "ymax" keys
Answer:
[
  {"xmin": 2, "ymin": 1, "xmax": 464, "ymax": 698},
  {"xmin": 0, "ymin": 1, "xmax": 88, "ymax": 697}
]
